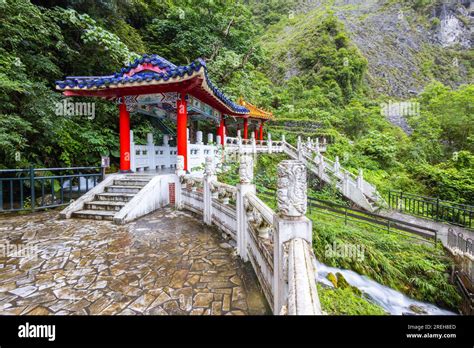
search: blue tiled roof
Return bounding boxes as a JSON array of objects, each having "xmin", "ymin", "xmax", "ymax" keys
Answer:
[{"xmin": 56, "ymin": 54, "xmax": 248, "ymax": 114}]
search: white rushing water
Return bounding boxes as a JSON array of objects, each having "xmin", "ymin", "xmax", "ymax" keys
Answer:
[{"xmin": 316, "ymin": 261, "xmax": 456, "ymax": 315}]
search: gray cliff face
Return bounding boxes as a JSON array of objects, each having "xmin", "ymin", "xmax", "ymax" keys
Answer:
[
  {"xmin": 435, "ymin": 0, "xmax": 473, "ymax": 48},
  {"xmin": 294, "ymin": 0, "xmax": 473, "ymax": 98}
]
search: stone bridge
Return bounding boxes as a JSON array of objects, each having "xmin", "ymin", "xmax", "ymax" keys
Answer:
[{"xmin": 0, "ymin": 156, "xmax": 322, "ymax": 315}]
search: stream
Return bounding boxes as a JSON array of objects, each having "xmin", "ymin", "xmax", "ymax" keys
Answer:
[{"xmin": 316, "ymin": 261, "xmax": 456, "ymax": 315}]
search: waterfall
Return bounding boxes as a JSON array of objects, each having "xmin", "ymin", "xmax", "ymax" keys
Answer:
[{"xmin": 316, "ymin": 261, "xmax": 456, "ymax": 315}]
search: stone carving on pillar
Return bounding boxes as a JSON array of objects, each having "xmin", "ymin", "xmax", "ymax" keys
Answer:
[
  {"xmin": 277, "ymin": 160, "xmax": 307, "ymax": 217},
  {"xmin": 239, "ymin": 155, "xmax": 253, "ymax": 184}
]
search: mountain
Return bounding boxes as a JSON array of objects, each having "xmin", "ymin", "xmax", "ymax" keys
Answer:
[{"xmin": 259, "ymin": 0, "xmax": 473, "ymax": 98}]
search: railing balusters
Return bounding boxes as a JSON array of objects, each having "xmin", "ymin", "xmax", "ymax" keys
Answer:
[
  {"xmin": 69, "ymin": 177, "xmax": 72, "ymax": 202},
  {"xmin": 50, "ymin": 177, "xmax": 54, "ymax": 206},
  {"xmin": 60, "ymin": 177, "xmax": 64, "ymax": 205},
  {"xmin": 78, "ymin": 172, "xmax": 81, "ymax": 194},
  {"xmin": 41, "ymin": 178, "xmax": 45, "ymax": 207},
  {"xmin": 0, "ymin": 166, "xmax": 102, "ymax": 213},
  {"xmin": 9, "ymin": 179, "xmax": 13, "ymax": 210},
  {"xmin": 0, "ymin": 179, "xmax": 3, "ymax": 211},
  {"xmin": 30, "ymin": 165, "xmax": 35, "ymax": 212},
  {"xmin": 20, "ymin": 178, "xmax": 24, "ymax": 209},
  {"xmin": 387, "ymin": 190, "xmax": 473, "ymax": 229}
]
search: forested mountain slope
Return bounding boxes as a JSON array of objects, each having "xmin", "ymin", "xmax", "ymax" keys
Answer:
[
  {"xmin": 262, "ymin": 0, "xmax": 473, "ymax": 98},
  {"xmin": 0, "ymin": 0, "xmax": 472, "ymax": 204}
]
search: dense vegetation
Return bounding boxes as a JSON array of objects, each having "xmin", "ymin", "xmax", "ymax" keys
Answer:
[
  {"xmin": 1, "ymin": 0, "xmax": 472, "ymax": 205},
  {"xmin": 0, "ymin": 0, "xmax": 471, "ymax": 313}
]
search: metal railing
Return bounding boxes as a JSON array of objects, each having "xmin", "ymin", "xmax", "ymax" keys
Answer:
[
  {"xmin": 0, "ymin": 166, "xmax": 103, "ymax": 212},
  {"xmin": 448, "ymin": 228, "xmax": 473, "ymax": 256},
  {"xmin": 388, "ymin": 190, "xmax": 473, "ymax": 229},
  {"xmin": 258, "ymin": 187, "xmax": 438, "ymax": 244}
]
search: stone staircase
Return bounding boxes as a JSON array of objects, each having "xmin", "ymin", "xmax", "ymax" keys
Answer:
[
  {"xmin": 282, "ymin": 140, "xmax": 386, "ymax": 212},
  {"xmin": 72, "ymin": 175, "xmax": 152, "ymax": 220}
]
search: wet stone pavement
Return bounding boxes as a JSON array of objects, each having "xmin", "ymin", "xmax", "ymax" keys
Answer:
[{"xmin": 0, "ymin": 208, "xmax": 270, "ymax": 315}]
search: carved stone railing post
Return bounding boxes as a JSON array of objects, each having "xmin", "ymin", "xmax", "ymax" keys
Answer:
[
  {"xmin": 318, "ymin": 154, "xmax": 325, "ymax": 178},
  {"xmin": 147, "ymin": 132, "xmax": 155, "ymax": 171},
  {"xmin": 130, "ymin": 130, "xmax": 136, "ymax": 172},
  {"xmin": 315, "ymin": 138, "xmax": 320, "ymax": 154},
  {"xmin": 163, "ymin": 134, "xmax": 170, "ymax": 146},
  {"xmin": 343, "ymin": 171, "xmax": 350, "ymax": 196},
  {"xmin": 281, "ymin": 134, "xmax": 285, "ymax": 143},
  {"xmin": 251, "ymin": 135, "xmax": 257, "ymax": 154},
  {"xmin": 175, "ymin": 155, "xmax": 185, "ymax": 209},
  {"xmin": 273, "ymin": 160, "xmax": 312, "ymax": 315},
  {"xmin": 357, "ymin": 168, "xmax": 364, "ymax": 189},
  {"xmin": 236, "ymin": 155, "xmax": 255, "ymax": 261},
  {"xmin": 203, "ymin": 156, "xmax": 215, "ymax": 225},
  {"xmin": 334, "ymin": 156, "xmax": 340, "ymax": 174},
  {"xmin": 297, "ymin": 136, "xmax": 303, "ymax": 161},
  {"xmin": 268, "ymin": 133, "xmax": 273, "ymax": 154},
  {"xmin": 196, "ymin": 131, "xmax": 203, "ymax": 145}
]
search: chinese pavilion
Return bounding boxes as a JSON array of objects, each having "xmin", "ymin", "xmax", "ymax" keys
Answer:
[{"xmin": 56, "ymin": 54, "xmax": 274, "ymax": 172}]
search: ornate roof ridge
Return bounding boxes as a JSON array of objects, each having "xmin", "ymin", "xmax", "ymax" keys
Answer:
[{"xmin": 56, "ymin": 54, "xmax": 248, "ymax": 114}]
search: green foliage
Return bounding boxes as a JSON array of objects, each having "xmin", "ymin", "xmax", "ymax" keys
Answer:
[
  {"xmin": 318, "ymin": 284, "xmax": 388, "ymax": 315},
  {"xmin": 310, "ymin": 213, "xmax": 461, "ymax": 310},
  {"xmin": 411, "ymin": 151, "xmax": 474, "ymax": 203},
  {"xmin": 356, "ymin": 131, "xmax": 399, "ymax": 167},
  {"xmin": 251, "ymin": 157, "xmax": 461, "ymax": 310}
]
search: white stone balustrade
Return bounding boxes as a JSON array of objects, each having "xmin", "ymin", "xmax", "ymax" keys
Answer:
[
  {"xmin": 283, "ymin": 139, "xmax": 386, "ymax": 212},
  {"xmin": 130, "ymin": 131, "xmax": 221, "ymax": 173},
  {"xmin": 175, "ymin": 154, "xmax": 321, "ymax": 315}
]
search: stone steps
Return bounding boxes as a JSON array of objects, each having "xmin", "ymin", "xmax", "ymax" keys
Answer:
[
  {"xmin": 95, "ymin": 192, "xmax": 135, "ymax": 202},
  {"xmin": 72, "ymin": 209, "xmax": 116, "ymax": 221},
  {"xmin": 84, "ymin": 200, "xmax": 126, "ymax": 211},
  {"xmin": 72, "ymin": 175, "xmax": 153, "ymax": 221},
  {"xmin": 105, "ymin": 185, "xmax": 142, "ymax": 194},
  {"xmin": 113, "ymin": 179, "xmax": 150, "ymax": 187}
]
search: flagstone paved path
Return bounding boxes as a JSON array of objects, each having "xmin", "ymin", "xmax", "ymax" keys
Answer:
[{"xmin": 0, "ymin": 208, "xmax": 270, "ymax": 315}]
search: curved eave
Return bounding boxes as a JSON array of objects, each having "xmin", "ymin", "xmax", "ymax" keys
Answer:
[
  {"xmin": 238, "ymin": 99, "xmax": 274, "ymax": 121},
  {"xmin": 56, "ymin": 67, "xmax": 248, "ymax": 116}
]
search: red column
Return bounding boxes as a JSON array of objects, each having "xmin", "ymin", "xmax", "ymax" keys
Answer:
[
  {"xmin": 218, "ymin": 116, "xmax": 225, "ymax": 146},
  {"xmin": 177, "ymin": 92, "xmax": 188, "ymax": 171},
  {"xmin": 119, "ymin": 102, "xmax": 131, "ymax": 172},
  {"xmin": 259, "ymin": 121, "xmax": 264, "ymax": 141},
  {"xmin": 243, "ymin": 118, "xmax": 248, "ymax": 139}
]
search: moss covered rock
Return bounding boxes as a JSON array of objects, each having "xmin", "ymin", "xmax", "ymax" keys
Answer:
[
  {"xmin": 318, "ymin": 284, "xmax": 387, "ymax": 315},
  {"xmin": 327, "ymin": 272, "xmax": 338, "ymax": 287}
]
